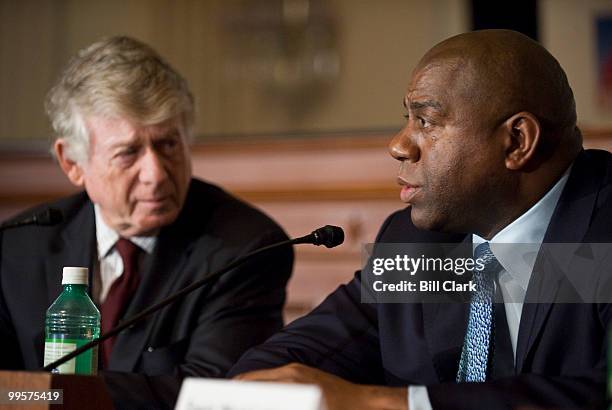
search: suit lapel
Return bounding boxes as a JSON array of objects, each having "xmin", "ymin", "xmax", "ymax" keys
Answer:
[
  {"xmin": 514, "ymin": 250, "xmax": 563, "ymax": 373},
  {"xmin": 422, "ymin": 236, "xmax": 471, "ymax": 382},
  {"xmin": 109, "ymin": 227, "xmax": 198, "ymax": 371},
  {"xmin": 45, "ymin": 198, "xmax": 96, "ymax": 305},
  {"xmin": 423, "ymin": 302, "xmax": 469, "ymax": 382},
  {"xmin": 515, "ymin": 151, "xmax": 600, "ymax": 373}
]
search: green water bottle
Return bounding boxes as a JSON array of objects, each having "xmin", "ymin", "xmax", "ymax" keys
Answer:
[{"xmin": 43, "ymin": 267, "xmax": 100, "ymax": 374}]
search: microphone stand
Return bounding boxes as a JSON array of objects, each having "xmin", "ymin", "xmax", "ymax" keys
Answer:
[{"xmin": 43, "ymin": 226, "xmax": 342, "ymax": 372}]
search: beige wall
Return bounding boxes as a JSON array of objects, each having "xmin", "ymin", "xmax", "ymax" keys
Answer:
[
  {"xmin": 2, "ymin": 1, "xmax": 611, "ymax": 142},
  {"xmin": 540, "ymin": 0, "xmax": 612, "ymax": 129},
  {"xmin": 0, "ymin": 0, "xmax": 468, "ymax": 140}
]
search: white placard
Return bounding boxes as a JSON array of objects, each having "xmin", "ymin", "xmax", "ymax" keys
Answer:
[{"xmin": 175, "ymin": 378, "xmax": 326, "ymax": 410}]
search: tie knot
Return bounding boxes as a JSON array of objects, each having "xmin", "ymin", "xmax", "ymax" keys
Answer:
[
  {"xmin": 474, "ymin": 242, "xmax": 501, "ymax": 273},
  {"xmin": 114, "ymin": 238, "xmax": 141, "ymax": 266}
]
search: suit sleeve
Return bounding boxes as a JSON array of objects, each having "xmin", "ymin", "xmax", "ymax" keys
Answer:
[
  {"xmin": 227, "ymin": 272, "xmax": 385, "ymax": 383},
  {"xmin": 227, "ymin": 213, "xmax": 402, "ymax": 383}
]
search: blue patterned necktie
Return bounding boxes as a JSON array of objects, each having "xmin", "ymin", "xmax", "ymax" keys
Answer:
[{"xmin": 456, "ymin": 242, "xmax": 502, "ymax": 382}]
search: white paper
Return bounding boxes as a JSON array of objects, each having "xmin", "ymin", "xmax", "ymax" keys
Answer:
[{"xmin": 175, "ymin": 378, "xmax": 325, "ymax": 410}]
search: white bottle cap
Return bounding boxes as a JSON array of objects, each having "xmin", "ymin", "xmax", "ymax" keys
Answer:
[{"xmin": 62, "ymin": 267, "xmax": 89, "ymax": 285}]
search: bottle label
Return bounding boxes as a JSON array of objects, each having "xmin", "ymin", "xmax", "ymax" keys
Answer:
[{"xmin": 44, "ymin": 338, "xmax": 98, "ymax": 375}]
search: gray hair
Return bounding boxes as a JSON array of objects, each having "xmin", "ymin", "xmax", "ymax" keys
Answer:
[{"xmin": 46, "ymin": 36, "xmax": 194, "ymax": 163}]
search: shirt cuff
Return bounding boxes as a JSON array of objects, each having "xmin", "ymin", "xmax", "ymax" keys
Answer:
[{"xmin": 408, "ymin": 385, "xmax": 433, "ymax": 410}]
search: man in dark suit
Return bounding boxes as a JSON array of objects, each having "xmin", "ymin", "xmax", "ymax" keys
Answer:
[
  {"xmin": 229, "ymin": 30, "xmax": 611, "ymax": 409},
  {"xmin": 0, "ymin": 36, "xmax": 292, "ymax": 384}
]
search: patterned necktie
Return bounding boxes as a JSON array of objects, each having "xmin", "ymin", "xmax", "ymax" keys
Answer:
[
  {"xmin": 456, "ymin": 242, "xmax": 502, "ymax": 382},
  {"xmin": 100, "ymin": 238, "xmax": 142, "ymax": 367}
]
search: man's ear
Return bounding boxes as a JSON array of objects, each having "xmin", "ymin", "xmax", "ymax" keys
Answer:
[
  {"xmin": 54, "ymin": 139, "xmax": 85, "ymax": 187},
  {"xmin": 502, "ymin": 111, "xmax": 541, "ymax": 171}
]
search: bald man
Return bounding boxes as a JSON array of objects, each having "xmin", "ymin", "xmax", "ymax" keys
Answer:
[{"xmin": 228, "ymin": 30, "xmax": 612, "ymax": 409}]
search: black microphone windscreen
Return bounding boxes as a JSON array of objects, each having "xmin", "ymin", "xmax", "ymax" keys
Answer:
[{"xmin": 312, "ymin": 225, "xmax": 344, "ymax": 248}]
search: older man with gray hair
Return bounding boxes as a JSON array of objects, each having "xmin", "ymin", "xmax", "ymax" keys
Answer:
[{"xmin": 0, "ymin": 36, "xmax": 293, "ymax": 387}]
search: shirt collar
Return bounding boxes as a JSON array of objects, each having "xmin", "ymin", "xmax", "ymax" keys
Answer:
[
  {"xmin": 472, "ymin": 165, "xmax": 572, "ymax": 291},
  {"xmin": 94, "ymin": 205, "xmax": 157, "ymax": 259}
]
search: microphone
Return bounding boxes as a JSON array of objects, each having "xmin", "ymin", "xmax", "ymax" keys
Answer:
[
  {"xmin": 42, "ymin": 225, "xmax": 345, "ymax": 372},
  {"xmin": 293, "ymin": 225, "xmax": 344, "ymax": 248},
  {"xmin": 0, "ymin": 208, "xmax": 64, "ymax": 231}
]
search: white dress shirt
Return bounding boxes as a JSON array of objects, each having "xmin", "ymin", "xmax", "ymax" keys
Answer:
[
  {"xmin": 409, "ymin": 168, "xmax": 571, "ymax": 410},
  {"xmin": 94, "ymin": 205, "xmax": 157, "ymax": 303}
]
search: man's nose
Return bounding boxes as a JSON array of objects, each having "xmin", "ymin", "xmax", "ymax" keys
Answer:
[
  {"xmin": 388, "ymin": 126, "xmax": 420, "ymax": 162},
  {"xmin": 139, "ymin": 148, "xmax": 169, "ymax": 185}
]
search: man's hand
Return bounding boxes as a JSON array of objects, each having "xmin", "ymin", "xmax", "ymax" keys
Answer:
[{"xmin": 234, "ymin": 363, "xmax": 408, "ymax": 410}]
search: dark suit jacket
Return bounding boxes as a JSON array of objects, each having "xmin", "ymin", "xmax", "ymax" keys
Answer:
[
  {"xmin": 230, "ymin": 149, "xmax": 612, "ymax": 410},
  {"xmin": 0, "ymin": 178, "xmax": 293, "ymax": 379}
]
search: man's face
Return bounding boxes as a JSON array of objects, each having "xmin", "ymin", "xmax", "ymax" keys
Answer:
[
  {"xmin": 389, "ymin": 59, "xmax": 509, "ymax": 234},
  {"xmin": 80, "ymin": 115, "xmax": 192, "ymax": 236}
]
